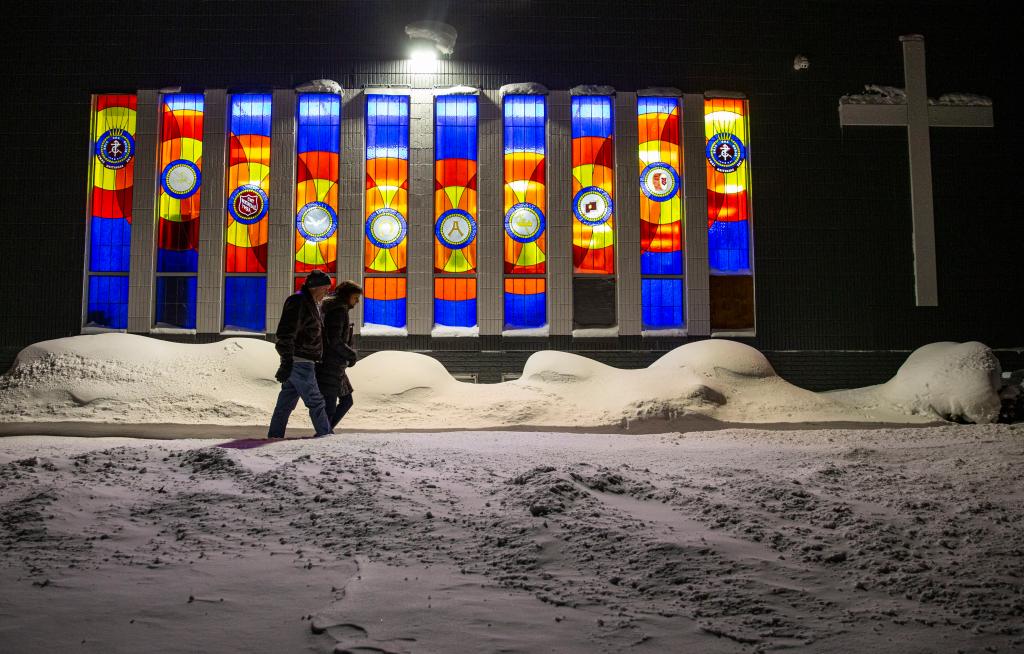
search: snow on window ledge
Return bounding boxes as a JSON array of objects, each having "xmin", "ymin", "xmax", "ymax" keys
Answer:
[
  {"xmin": 151, "ymin": 327, "xmax": 198, "ymax": 335},
  {"xmin": 431, "ymin": 325, "xmax": 480, "ymax": 338},
  {"xmin": 360, "ymin": 323, "xmax": 409, "ymax": 337},
  {"xmin": 641, "ymin": 328, "xmax": 688, "ymax": 337},
  {"xmin": 501, "ymin": 325, "xmax": 550, "ymax": 337},
  {"xmin": 572, "ymin": 327, "xmax": 620, "ymax": 338},
  {"xmin": 220, "ymin": 329, "xmax": 266, "ymax": 337}
]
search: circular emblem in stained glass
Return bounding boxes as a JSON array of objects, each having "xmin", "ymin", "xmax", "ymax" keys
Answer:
[
  {"xmin": 227, "ymin": 184, "xmax": 269, "ymax": 225},
  {"xmin": 706, "ymin": 133, "xmax": 746, "ymax": 174},
  {"xmin": 96, "ymin": 129, "xmax": 135, "ymax": 169},
  {"xmin": 296, "ymin": 201, "xmax": 337, "ymax": 243},
  {"xmin": 639, "ymin": 163, "xmax": 679, "ymax": 202},
  {"xmin": 504, "ymin": 203, "xmax": 545, "ymax": 244},
  {"xmin": 366, "ymin": 208, "xmax": 407, "ymax": 249},
  {"xmin": 435, "ymin": 209, "xmax": 477, "ymax": 250},
  {"xmin": 161, "ymin": 160, "xmax": 201, "ymax": 199},
  {"xmin": 572, "ymin": 186, "xmax": 613, "ymax": 226}
]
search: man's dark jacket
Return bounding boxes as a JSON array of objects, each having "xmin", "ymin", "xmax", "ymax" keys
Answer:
[
  {"xmin": 275, "ymin": 288, "xmax": 325, "ymax": 363},
  {"xmin": 316, "ymin": 297, "xmax": 357, "ymax": 397}
]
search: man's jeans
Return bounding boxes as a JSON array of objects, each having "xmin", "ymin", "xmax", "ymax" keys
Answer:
[
  {"xmin": 324, "ymin": 393, "xmax": 354, "ymax": 430},
  {"xmin": 267, "ymin": 361, "xmax": 332, "ymax": 438}
]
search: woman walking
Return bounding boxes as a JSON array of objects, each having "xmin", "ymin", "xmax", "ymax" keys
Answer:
[{"xmin": 317, "ymin": 280, "xmax": 362, "ymax": 430}]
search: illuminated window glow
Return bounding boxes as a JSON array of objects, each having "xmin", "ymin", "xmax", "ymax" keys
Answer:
[
  {"xmin": 85, "ymin": 94, "xmax": 137, "ymax": 329},
  {"xmin": 224, "ymin": 93, "xmax": 272, "ymax": 331},
  {"xmin": 295, "ymin": 94, "xmax": 340, "ymax": 283},
  {"xmin": 705, "ymin": 97, "xmax": 754, "ymax": 331},
  {"xmin": 364, "ymin": 94, "xmax": 410, "ymax": 329},
  {"xmin": 571, "ymin": 95, "xmax": 615, "ymax": 275},
  {"xmin": 503, "ymin": 94, "xmax": 547, "ymax": 330},
  {"xmin": 433, "ymin": 95, "xmax": 478, "ymax": 328},
  {"xmin": 155, "ymin": 93, "xmax": 204, "ymax": 329},
  {"xmin": 638, "ymin": 96, "xmax": 684, "ymax": 330}
]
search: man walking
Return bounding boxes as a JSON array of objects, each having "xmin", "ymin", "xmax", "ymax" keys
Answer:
[{"xmin": 267, "ymin": 270, "xmax": 333, "ymax": 439}]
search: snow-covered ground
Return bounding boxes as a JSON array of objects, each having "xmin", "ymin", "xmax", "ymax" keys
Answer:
[
  {"xmin": 0, "ymin": 334, "xmax": 1004, "ymax": 433},
  {"xmin": 1, "ymin": 426, "xmax": 1022, "ymax": 653}
]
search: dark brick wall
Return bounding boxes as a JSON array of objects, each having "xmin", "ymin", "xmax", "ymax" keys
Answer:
[{"xmin": 2, "ymin": 0, "xmax": 1020, "ymax": 386}]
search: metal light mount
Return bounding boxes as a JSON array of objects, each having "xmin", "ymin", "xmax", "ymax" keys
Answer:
[{"xmin": 405, "ymin": 21, "xmax": 457, "ymax": 61}]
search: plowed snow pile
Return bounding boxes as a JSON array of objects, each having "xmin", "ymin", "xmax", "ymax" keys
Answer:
[{"xmin": 0, "ymin": 335, "xmax": 1003, "ymax": 428}]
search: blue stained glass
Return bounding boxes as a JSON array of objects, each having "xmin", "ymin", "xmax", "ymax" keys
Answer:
[
  {"xmin": 637, "ymin": 96, "xmax": 678, "ymax": 115},
  {"xmin": 435, "ymin": 96, "xmax": 478, "ymax": 160},
  {"xmin": 156, "ymin": 249, "xmax": 199, "ymax": 273},
  {"xmin": 364, "ymin": 297, "xmax": 407, "ymax": 328},
  {"xmin": 641, "ymin": 250, "xmax": 683, "ymax": 276},
  {"xmin": 504, "ymin": 291, "xmax": 546, "ymax": 329},
  {"xmin": 504, "ymin": 95, "xmax": 545, "ymax": 154},
  {"xmin": 709, "ymin": 220, "xmax": 751, "ymax": 273},
  {"xmin": 229, "ymin": 94, "xmax": 273, "ymax": 137},
  {"xmin": 164, "ymin": 93, "xmax": 204, "ymax": 112},
  {"xmin": 86, "ymin": 275, "xmax": 129, "ymax": 329},
  {"xmin": 434, "ymin": 297, "xmax": 477, "ymax": 328},
  {"xmin": 571, "ymin": 96, "xmax": 613, "ymax": 138},
  {"xmin": 641, "ymin": 279, "xmax": 684, "ymax": 330},
  {"xmin": 155, "ymin": 276, "xmax": 197, "ymax": 329},
  {"xmin": 89, "ymin": 217, "xmax": 132, "ymax": 272},
  {"xmin": 224, "ymin": 276, "xmax": 267, "ymax": 332},
  {"xmin": 296, "ymin": 94, "xmax": 340, "ymax": 155}
]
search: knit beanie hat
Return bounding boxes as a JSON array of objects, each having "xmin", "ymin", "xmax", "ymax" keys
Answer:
[{"xmin": 304, "ymin": 270, "xmax": 331, "ymax": 289}]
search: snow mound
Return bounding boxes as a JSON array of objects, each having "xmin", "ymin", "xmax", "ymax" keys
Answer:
[
  {"xmin": 651, "ymin": 339, "xmax": 775, "ymax": 379},
  {"xmin": 877, "ymin": 342, "xmax": 1001, "ymax": 424},
  {"xmin": 354, "ymin": 351, "xmax": 458, "ymax": 397},
  {"xmin": 0, "ymin": 334, "xmax": 1005, "ymax": 431}
]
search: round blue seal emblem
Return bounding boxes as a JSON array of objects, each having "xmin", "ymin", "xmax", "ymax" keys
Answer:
[
  {"xmin": 435, "ymin": 209, "xmax": 477, "ymax": 250},
  {"xmin": 227, "ymin": 184, "xmax": 269, "ymax": 225},
  {"xmin": 706, "ymin": 133, "xmax": 746, "ymax": 174},
  {"xmin": 639, "ymin": 163, "xmax": 679, "ymax": 202},
  {"xmin": 161, "ymin": 160, "xmax": 202, "ymax": 199},
  {"xmin": 365, "ymin": 208, "xmax": 407, "ymax": 249},
  {"xmin": 572, "ymin": 186, "xmax": 613, "ymax": 226},
  {"xmin": 296, "ymin": 201, "xmax": 338, "ymax": 243},
  {"xmin": 504, "ymin": 203, "xmax": 545, "ymax": 244},
  {"xmin": 96, "ymin": 129, "xmax": 135, "ymax": 170}
]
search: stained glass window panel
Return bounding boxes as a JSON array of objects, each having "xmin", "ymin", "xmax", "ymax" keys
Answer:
[
  {"xmin": 157, "ymin": 93, "xmax": 204, "ymax": 274},
  {"xmin": 504, "ymin": 278, "xmax": 546, "ymax": 330},
  {"xmin": 705, "ymin": 97, "xmax": 754, "ymax": 331},
  {"xmin": 363, "ymin": 277, "xmax": 407, "ymax": 329},
  {"xmin": 502, "ymin": 95, "xmax": 547, "ymax": 331},
  {"xmin": 705, "ymin": 98, "xmax": 751, "ymax": 274},
  {"xmin": 86, "ymin": 94, "xmax": 137, "ymax": 328},
  {"xmin": 571, "ymin": 96, "xmax": 615, "ymax": 274},
  {"xmin": 86, "ymin": 276, "xmax": 129, "ymax": 330},
  {"xmin": 434, "ymin": 278, "xmax": 477, "ymax": 329},
  {"xmin": 434, "ymin": 95, "xmax": 478, "ymax": 274},
  {"xmin": 503, "ymin": 95, "xmax": 546, "ymax": 274},
  {"xmin": 364, "ymin": 95, "xmax": 409, "ymax": 274},
  {"xmin": 224, "ymin": 276, "xmax": 267, "ymax": 333},
  {"xmin": 295, "ymin": 94, "xmax": 340, "ymax": 276},
  {"xmin": 225, "ymin": 94, "xmax": 272, "ymax": 274},
  {"xmin": 641, "ymin": 278, "xmax": 683, "ymax": 330},
  {"xmin": 433, "ymin": 95, "xmax": 478, "ymax": 330},
  {"xmin": 638, "ymin": 96, "xmax": 683, "ymax": 275},
  {"xmin": 155, "ymin": 276, "xmax": 198, "ymax": 330}
]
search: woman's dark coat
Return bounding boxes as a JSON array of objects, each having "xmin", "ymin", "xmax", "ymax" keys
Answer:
[{"xmin": 316, "ymin": 297, "xmax": 357, "ymax": 397}]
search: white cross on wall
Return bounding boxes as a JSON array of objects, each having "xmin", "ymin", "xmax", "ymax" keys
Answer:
[{"xmin": 839, "ymin": 34, "xmax": 994, "ymax": 307}]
